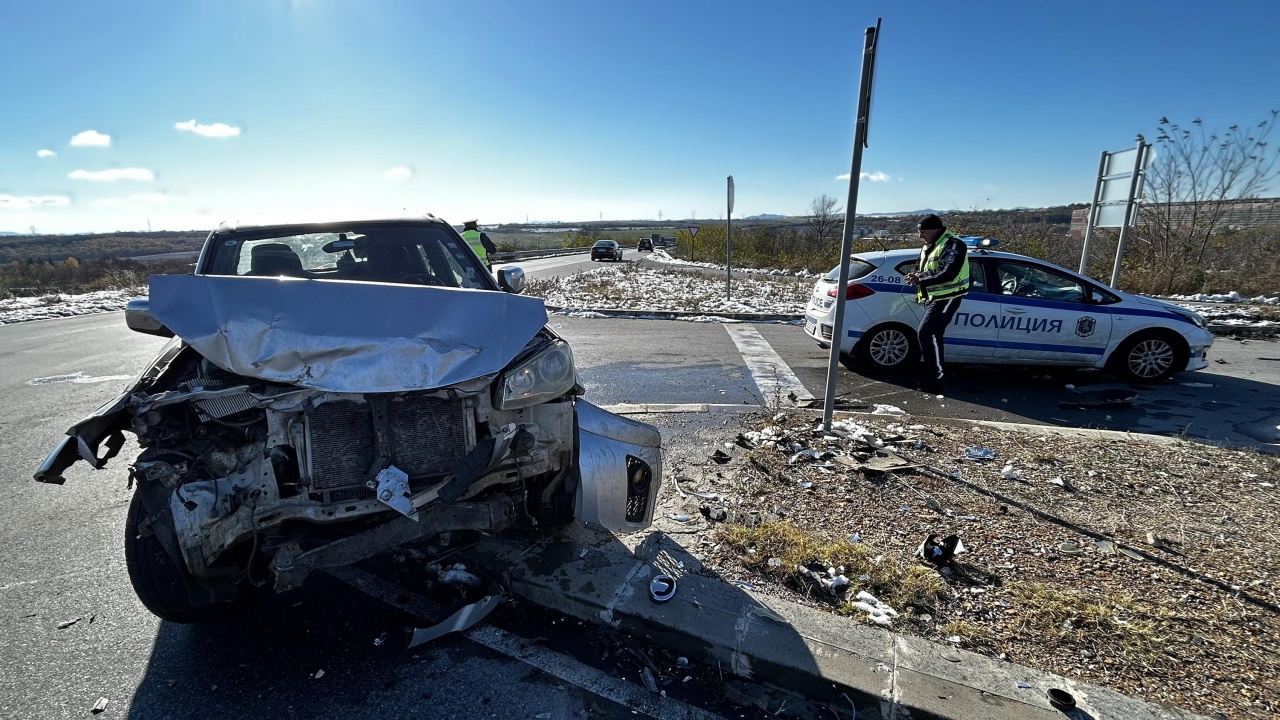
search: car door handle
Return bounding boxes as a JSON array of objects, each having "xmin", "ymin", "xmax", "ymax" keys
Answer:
[{"xmin": 1004, "ymin": 308, "xmax": 1026, "ymax": 315}]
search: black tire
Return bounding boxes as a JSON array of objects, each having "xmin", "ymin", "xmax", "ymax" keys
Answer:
[
  {"xmin": 855, "ymin": 323, "xmax": 920, "ymax": 373},
  {"xmin": 1109, "ymin": 330, "xmax": 1189, "ymax": 384},
  {"xmin": 124, "ymin": 490, "xmax": 238, "ymax": 623}
]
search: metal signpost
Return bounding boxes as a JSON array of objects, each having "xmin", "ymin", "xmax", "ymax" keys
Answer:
[
  {"xmin": 726, "ymin": 176, "xmax": 734, "ymax": 300},
  {"xmin": 1077, "ymin": 136, "xmax": 1152, "ymax": 287},
  {"xmin": 688, "ymin": 224, "xmax": 699, "ymax": 263},
  {"xmin": 822, "ymin": 19, "xmax": 881, "ymax": 432}
]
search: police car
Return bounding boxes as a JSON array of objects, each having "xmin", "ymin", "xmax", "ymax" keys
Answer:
[{"xmin": 803, "ymin": 238, "xmax": 1213, "ymax": 383}]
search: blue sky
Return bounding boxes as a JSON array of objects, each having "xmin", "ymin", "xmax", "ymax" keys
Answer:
[{"xmin": 2, "ymin": 0, "xmax": 1278, "ymax": 234}]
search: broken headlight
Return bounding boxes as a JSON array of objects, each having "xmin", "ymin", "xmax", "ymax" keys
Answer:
[{"xmin": 497, "ymin": 339, "xmax": 575, "ymax": 410}]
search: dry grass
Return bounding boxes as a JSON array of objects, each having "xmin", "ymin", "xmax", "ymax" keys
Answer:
[
  {"xmin": 661, "ymin": 412, "xmax": 1280, "ymax": 719},
  {"xmin": 716, "ymin": 521, "xmax": 946, "ymax": 613}
]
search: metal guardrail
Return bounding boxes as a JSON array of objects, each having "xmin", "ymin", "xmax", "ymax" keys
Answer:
[{"xmin": 488, "ymin": 247, "xmax": 594, "ymax": 264}]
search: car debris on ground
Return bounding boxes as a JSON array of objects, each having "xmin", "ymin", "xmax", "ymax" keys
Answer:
[{"xmin": 652, "ymin": 410, "xmax": 1279, "ymax": 720}]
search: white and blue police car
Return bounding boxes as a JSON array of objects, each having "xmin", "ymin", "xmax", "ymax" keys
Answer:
[{"xmin": 803, "ymin": 238, "xmax": 1213, "ymax": 383}]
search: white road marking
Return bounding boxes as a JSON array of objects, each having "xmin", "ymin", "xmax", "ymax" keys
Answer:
[
  {"xmin": 466, "ymin": 624, "xmax": 724, "ymax": 720},
  {"xmin": 723, "ymin": 325, "xmax": 813, "ymax": 405},
  {"xmin": 27, "ymin": 372, "xmax": 132, "ymax": 386}
]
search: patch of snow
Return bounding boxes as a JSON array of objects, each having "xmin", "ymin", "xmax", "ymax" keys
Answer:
[
  {"xmin": 531, "ymin": 266, "xmax": 808, "ymax": 316},
  {"xmin": 0, "ymin": 288, "xmax": 145, "ymax": 326}
]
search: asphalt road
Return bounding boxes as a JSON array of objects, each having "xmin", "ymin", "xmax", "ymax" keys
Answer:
[{"xmin": 2, "ymin": 277, "xmax": 1277, "ymax": 719}]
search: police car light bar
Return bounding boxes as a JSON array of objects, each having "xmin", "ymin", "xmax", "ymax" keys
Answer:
[{"xmin": 960, "ymin": 236, "xmax": 999, "ymax": 247}]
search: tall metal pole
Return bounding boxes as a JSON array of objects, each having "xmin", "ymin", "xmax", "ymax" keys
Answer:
[
  {"xmin": 1077, "ymin": 150, "xmax": 1107, "ymax": 275},
  {"xmin": 823, "ymin": 21, "xmax": 880, "ymax": 431},
  {"xmin": 1109, "ymin": 136, "xmax": 1147, "ymax": 288},
  {"xmin": 726, "ymin": 175, "xmax": 734, "ymax": 300}
]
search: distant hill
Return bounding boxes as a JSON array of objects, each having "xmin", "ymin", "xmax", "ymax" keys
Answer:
[
  {"xmin": 0, "ymin": 231, "xmax": 22, "ymax": 236},
  {"xmin": 744, "ymin": 213, "xmax": 789, "ymax": 220}
]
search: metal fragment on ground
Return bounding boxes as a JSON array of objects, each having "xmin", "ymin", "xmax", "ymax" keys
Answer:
[{"xmin": 408, "ymin": 593, "xmax": 502, "ymax": 648}]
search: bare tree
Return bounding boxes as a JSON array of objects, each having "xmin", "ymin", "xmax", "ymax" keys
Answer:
[
  {"xmin": 1138, "ymin": 111, "xmax": 1280, "ymax": 292},
  {"xmin": 806, "ymin": 194, "xmax": 843, "ymax": 246}
]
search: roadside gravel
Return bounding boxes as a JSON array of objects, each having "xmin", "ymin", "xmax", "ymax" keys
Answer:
[{"xmin": 653, "ymin": 410, "xmax": 1279, "ymax": 720}]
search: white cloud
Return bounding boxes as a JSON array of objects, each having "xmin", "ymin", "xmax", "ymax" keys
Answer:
[
  {"xmin": 70, "ymin": 130, "xmax": 111, "ymax": 147},
  {"xmin": 383, "ymin": 166, "xmax": 414, "ymax": 182},
  {"xmin": 37, "ymin": 149, "xmax": 56, "ymax": 158},
  {"xmin": 175, "ymin": 119, "xmax": 241, "ymax": 138},
  {"xmin": 69, "ymin": 168, "xmax": 155, "ymax": 182},
  {"xmin": 91, "ymin": 198, "xmax": 127, "ymax": 208},
  {"xmin": 129, "ymin": 193, "xmax": 169, "ymax": 203},
  {"xmin": 836, "ymin": 171, "xmax": 892, "ymax": 183},
  {"xmin": 0, "ymin": 195, "xmax": 71, "ymax": 210}
]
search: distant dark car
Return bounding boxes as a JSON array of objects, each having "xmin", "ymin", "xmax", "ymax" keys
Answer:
[
  {"xmin": 591, "ymin": 240, "xmax": 623, "ymax": 262},
  {"xmin": 638, "ymin": 238, "xmax": 653, "ymax": 251}
]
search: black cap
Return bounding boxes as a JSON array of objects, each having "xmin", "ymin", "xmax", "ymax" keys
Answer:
[{"xmin": 918, "ymin": 214, "xmax": 944, "ymax": 231}]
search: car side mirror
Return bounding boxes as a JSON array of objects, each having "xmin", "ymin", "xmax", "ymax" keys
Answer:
[
  {"xmin": 125, "ymin": 298, "xmax": 174, "ymax": 337},
  {"xmin": 497, "ymin": 266, "xmax": 526, "ymax": 294}
]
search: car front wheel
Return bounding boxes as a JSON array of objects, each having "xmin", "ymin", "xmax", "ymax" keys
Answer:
[
  {"xmin": 855, "ymin": 324, "xmax": 919, "ymax": 372},
  {"xmin": 1110, "ymin": 331, "xmax": 1188, "ymax": 383},
  {"xmin": 125, "ymin": 490, "xmax": 242, "ymax": 623}
]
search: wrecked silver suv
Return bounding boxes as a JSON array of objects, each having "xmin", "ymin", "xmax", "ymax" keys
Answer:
[{"xmin": 35, "ymin": 217, "xmax": 662, "ymax": 622}]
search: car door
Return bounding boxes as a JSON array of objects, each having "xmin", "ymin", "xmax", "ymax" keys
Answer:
[
  {"xmin": 896, "ymin": 258, "xmax": 998, "ymax": 358},
  {"xmin": 988, "ymin": 260, "xmax": 1113, "ymax": 364}
]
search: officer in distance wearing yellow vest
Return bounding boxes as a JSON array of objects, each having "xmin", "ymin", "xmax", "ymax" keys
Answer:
[
  {"xmin": 460, "ymin": 219, "xmax": 497, "ymax": 270},
  {"xmin": 904, "ymin": 214, "xmax": 970, "ymax": 394}
]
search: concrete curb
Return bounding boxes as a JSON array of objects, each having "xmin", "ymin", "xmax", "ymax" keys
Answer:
[{"xmin": 461, "ymin": 524, "xmax": 1207, "ymax": 720}]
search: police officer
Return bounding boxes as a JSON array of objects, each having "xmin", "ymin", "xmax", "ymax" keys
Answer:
[
  {"xmin": 460, "ymin": 219, "xmax": 497, "ymax": 269},
  {"xmin": 904, "ymin": 214, "xmax": 969, "ymax": 393}
]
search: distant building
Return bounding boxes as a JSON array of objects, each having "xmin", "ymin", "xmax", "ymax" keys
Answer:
[{"xmin": 1070, "ymin": 197, "xmax": 1280, "ymax": 238}]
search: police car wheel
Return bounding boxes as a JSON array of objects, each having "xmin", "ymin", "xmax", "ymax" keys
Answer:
[
  {"xmin": 1111, "ymin": 331, "xmax": 1188, "ymax": 383},
  {"xmin": 857, "ymin": 324, "xmax": 919, "ymax": 371}
]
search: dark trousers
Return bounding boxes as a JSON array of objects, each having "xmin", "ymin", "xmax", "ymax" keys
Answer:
[{"xmin": 918, "ymin": 296, "xmax": 963, "ymax": 381}]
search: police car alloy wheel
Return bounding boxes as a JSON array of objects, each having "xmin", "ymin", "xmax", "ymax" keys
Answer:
[
  {"xmin": 858, "ymin": 325, "xmax": 917, "ymax": 370},
  {"xmin": 1111, "ymin": 331, "xmax": 1188, "ymax": 383}
]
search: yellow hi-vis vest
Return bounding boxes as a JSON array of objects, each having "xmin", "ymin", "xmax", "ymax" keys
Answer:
[
  {"xmin": 916, "ymin": 231, "xmax": 970, "ymax": 303},
  {"xmin": 461, "ymin": 229, "xmax": 487, "ymax": 261}
]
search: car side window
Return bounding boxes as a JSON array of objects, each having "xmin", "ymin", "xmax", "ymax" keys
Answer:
[
  {"xmin": 895, "ymin": 257, "xmax": 991, "ymax": 294},
  {"xmin": 993, "ymin": 261, "xmax": 1085, "ymax": 304}
]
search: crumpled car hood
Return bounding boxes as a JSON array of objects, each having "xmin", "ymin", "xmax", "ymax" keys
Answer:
[{"xmin": 148, "ymin": 275, "xmax": 548, "ymax": 393}]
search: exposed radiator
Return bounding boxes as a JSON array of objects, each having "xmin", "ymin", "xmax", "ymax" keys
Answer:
[{"xmin": 305, "ymin": 395, "xmax": 474, "ymax": 501}]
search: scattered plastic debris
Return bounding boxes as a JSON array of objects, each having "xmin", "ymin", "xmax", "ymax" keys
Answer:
[
  {"xmin": 1094, "ymin": 539, "xmax": 1117, "ymax": 554},
  {"xmin": 871, "ymin": 404, "xmax": 907, "ymax": 416},
  {"xmin": 642, "ymin": 667, "xmax": 659, "ymax": 693},
  {"xmin": 439, "ymin": 564, "xmax": 482, "ymax": 586},
  {"xmin": 1120, "ymin": 547, "xmax": 1144, "ymax": 561},
  {"xmin": 650, "ymin": 574, "xmax": 676, "ymax": 603},
  {"xmin": 91, "ymin": 698, "xmax": 109, "ymax": 714},
  {"xmin": 918, "ymin": 534, "xmax": 967, "ymax": 567},
  {"xmin": 947, "ymin": 635, "xmax": 963, "ymax": 644},
  {"xmin": 1058, "ymin": 541, "xmax": 1083, "ymax": 556},
  {"xmin": 798, "ymin": 481, "xmax": 813, "ymax": 489},
  {"xmin": 579, "ymin": 548, "xmax": 589, "ymax": 559},
  {"xmin": 965, "ymin": 447, "xmax": 998, "ymax": 461},
  {"xmin": 848, "ymin": 533, "xmax": 862, "ymax": 544},
  {"xmin": 1016, "ymin": 681, "xmax": 1033, "ymax": 689},
  {"xmin": 668, "ymin": 513, "xmax": 693, "ymax": 523},
  {"xmin": 313, "ymin": 669, "xmax": 325, "ymax": 679},
  {"xmin": 1001, "ymin": 464, "xmax": 1021, "ymax": 480},
  {"xmin": 851, "ymin": 590, "xmax": 898, "ymax": 626},
  {"xmin": 56, "ymin": 618, "xmax": 81, "ymax": 630}
]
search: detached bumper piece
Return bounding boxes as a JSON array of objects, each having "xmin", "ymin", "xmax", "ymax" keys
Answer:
[{"xmin": 573, "ymin": 400, "xmax": 662, "ymax": 532}]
